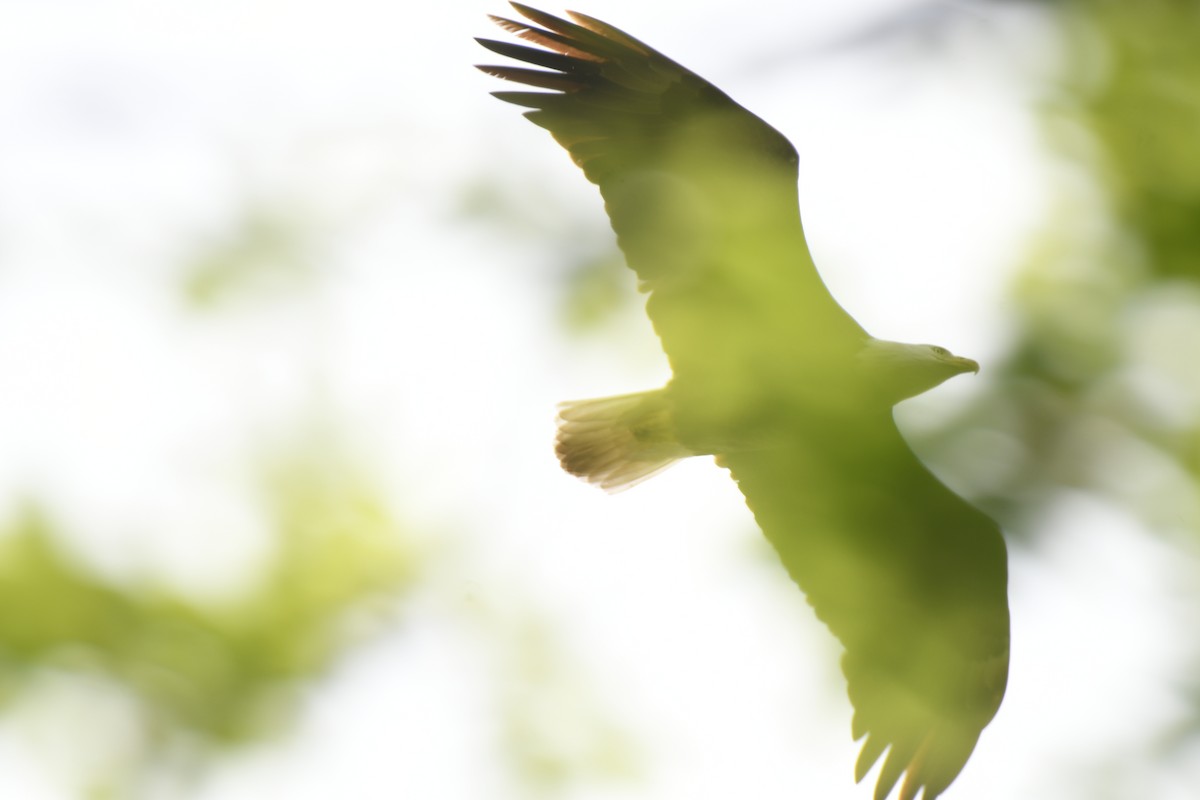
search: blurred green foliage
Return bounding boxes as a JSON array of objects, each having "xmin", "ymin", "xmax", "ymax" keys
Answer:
[
  {"xmin": 933, "ymin": 0, "xmax": 1200, "ymax": 540},
  {"xmin": 0, "ymin": 425, "xmax": 641, "ymax": 799},
  {"xmin": 182, "ymin": 207, "xmax": 320, "ymax": 310},
  {"xmin": 0, "ymin": 440, "xmax": 418, "ymax": 795},
  {"xmin": 467, "ymin": 602, "xmax": 641, "ymax": 795},
  {"xmin": 1068, "ymin": 0, "xmax": 1200, "ymax": 282}
]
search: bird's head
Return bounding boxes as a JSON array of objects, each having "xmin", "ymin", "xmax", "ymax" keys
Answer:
[{"xmin": 857, "ymin": 338, "xmax": 979, "ymax": 406}]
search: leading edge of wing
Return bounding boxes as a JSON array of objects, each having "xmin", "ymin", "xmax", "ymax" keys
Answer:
[
  {"xmin": 476, "ymin": 5, "xmax": 867, "ymax": 374},
  {"xmin": 476, "ymin": 3, "xmax": 797, "ymax": 189},
  {"xmin": 718, "ymin": 413, "xmax": 1010, "ymax": 800}
]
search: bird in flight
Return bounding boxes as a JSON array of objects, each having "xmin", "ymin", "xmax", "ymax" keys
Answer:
[{"xmin": 476, "ymin": 6, "xmax": 1010, "ymax": 799}]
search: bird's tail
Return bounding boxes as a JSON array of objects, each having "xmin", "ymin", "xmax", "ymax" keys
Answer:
[{"xmin": 555, "ymin": 389, "xmax": 694, "ymax": 492}]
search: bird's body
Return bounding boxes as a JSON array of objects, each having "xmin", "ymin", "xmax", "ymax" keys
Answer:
[{"xmin": 477, "ymin": 7, "xmax": 1010, "ymax": 799}]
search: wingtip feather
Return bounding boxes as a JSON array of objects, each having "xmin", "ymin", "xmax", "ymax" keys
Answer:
[
  {"xmin": 486, "ymin": 11, "xmax": 602, "ymax": 61},
  {"xmin": 855, "ymin": 735, "xmax": 887, "ymax": 784},
  {"xmin": 874, "ymin": 742, "xmax": 917, "ymax": 800},
  {"xmin": 475, "ymin": 65, "xmax": 582, "ymax": 92},
  {"xmin": 564, "ymin": 8, "xmax": 653, "ymax": 54}
]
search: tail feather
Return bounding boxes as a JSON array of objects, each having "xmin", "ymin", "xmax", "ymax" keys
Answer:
[{"xmin": 555, "ymin": 390, "xmax": 692, "ymax": 492}]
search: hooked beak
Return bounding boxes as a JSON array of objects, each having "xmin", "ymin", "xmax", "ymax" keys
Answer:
[{"xmin": 951, "ymin": 356, "xmax": 980, "ymax": 375}]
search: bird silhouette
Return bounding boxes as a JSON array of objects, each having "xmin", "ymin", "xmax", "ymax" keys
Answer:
[{"xmin": 478, "ymin": 6, "xmax": 1010, "ymax": 799}]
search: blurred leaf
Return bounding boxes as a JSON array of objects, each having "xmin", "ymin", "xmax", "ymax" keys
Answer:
[
  {"xmin": 924, "ymin": 0, "xmax": 1200, "ymax": 540},
  {"xmin": 182, "ymin": 209, "xmax": 319, "ymax": 310},
  {"xmin": 0, "ymin": 434, "xmax": 419, "ymax": 793}
]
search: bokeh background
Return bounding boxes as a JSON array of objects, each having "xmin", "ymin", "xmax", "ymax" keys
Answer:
[{"xmin": 1, "ymin": 1, "xmax": 1198, "ymax": 798}]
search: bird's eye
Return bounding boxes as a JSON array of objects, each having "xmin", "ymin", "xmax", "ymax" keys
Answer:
[{"xmin": 931, "ymin": 346, "xmax": 948, "ymax": 356}]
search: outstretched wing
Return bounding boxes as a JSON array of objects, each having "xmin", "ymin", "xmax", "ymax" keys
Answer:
[
  {"xmin": 477, "ymin": 4, "xmax": 867, "ymax": 439},
  {"xmin": 720, "ymin": 412, "xmax": 1010, "ymax": 800}
]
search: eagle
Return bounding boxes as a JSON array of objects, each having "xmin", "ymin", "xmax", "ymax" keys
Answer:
[{"xmin": 476, "ymin": 6, "xmax": 1010, "ymax": 799}]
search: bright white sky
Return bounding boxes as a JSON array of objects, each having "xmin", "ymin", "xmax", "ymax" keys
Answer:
[{"xmin": 0, "ymin": 1, "xmax": 1197, "ymax": 799}]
